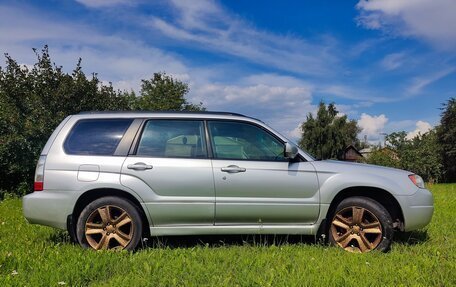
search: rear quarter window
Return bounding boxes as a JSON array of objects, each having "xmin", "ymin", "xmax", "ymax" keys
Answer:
[{"xmin": 64, "ymin": 119, "xmax": 133, "ymax": 155}]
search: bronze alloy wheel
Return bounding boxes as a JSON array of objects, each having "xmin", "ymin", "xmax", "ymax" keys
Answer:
[
  {"xmin": 330, "ymin": 206, "xmax": 383, "ymax": 253},
  {"xmin": 84, "ymin": 205, "xmax": 134, "ymax": 250}
]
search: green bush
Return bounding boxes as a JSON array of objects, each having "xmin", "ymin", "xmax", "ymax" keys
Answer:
[
  {"xmin": 0, "ymin": 46, "xmax": 203, "ymax": 195},
  {"xmin": 366, "ymin": 131, "xmax": 443, "ymax": 182},
  {"xmin": 437, "ymin": 98, "xmax": 456, "ymax": 182}
]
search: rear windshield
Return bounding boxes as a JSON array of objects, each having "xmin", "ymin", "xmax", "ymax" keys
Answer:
[{"xmin": 64, "ymin": 119, "xmax": 132, "ymax": 155}]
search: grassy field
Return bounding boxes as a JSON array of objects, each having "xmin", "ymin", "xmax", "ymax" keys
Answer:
[{"xmin": 0, "ymin": 184, "xmax": 455, "ymax": 286}]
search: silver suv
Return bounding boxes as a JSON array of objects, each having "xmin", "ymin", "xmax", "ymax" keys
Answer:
[{"xmin": 23, "ymin": 112, "xmax": 434, "ymax": 252}]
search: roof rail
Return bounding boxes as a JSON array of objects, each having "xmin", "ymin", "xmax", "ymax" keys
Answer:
[{"xmin": 78, "ymin": 110, "xmax": 246, "ymax": 117}]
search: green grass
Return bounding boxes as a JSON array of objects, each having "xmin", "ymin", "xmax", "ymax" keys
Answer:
[{"xmin": 1, "ymin": 185, "xmax": 455, "ymax": 286}]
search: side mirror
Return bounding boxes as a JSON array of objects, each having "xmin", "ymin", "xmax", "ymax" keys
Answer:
[{"xmin": 284, "ymin": 142, "xmax": 299, "ymax": 159}]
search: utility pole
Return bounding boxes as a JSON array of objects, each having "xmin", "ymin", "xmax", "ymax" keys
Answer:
[{"xmin": 379, "ymin": 132, "xmax": 388, "ymax": 148}]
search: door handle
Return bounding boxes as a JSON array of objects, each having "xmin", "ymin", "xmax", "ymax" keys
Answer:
[
  {"xmin": 221, "ymin": 165, "xmax": 246, "ymax": 173},
  {"xmin": 127, "ymin": 162, "xmax": 153, "ymax": 170}
]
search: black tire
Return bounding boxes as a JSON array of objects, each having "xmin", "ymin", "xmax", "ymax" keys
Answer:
[
  {"xmin": 76, "ymin": 196, "xmax": 143, "ymax": 251},
  {"xmin": 328, "ymin": 196, "xmax": 394, "ymax": 253}
]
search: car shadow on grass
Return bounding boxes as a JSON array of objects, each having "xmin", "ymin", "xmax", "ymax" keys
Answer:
[
  {"xmin": 393, "ymin": 230, "xmax": 430, "ymax": 246},
  {"xmin": 140, "ymin": 234, "xmax": 318, "ymax": 250},
  {"xmin": 47, "ymin": 231, "xmax": 318, "ymax": 249},
  {"xmin": 47, "ymin": 230, "xmax": 429, "ymax": 250}
]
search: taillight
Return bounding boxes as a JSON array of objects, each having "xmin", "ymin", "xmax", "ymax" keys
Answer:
[
  {"xmin": 34, "ymin": 155, "xmax": 46, "ymax": 192},
  {"xmin": 34, "ymin": 181, "xmax": 43, "ymax": 191}
]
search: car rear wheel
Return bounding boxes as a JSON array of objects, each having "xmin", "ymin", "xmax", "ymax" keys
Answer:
[
  {"xmin": 329, "ymin": 196, "xmax": 393, "ymax": 253},
  {"xmin": 76, "ymin": 196, "xmax": 142, "ymax": 251}
]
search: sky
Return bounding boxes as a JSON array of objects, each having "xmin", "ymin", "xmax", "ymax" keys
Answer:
[{"xmin": 0, "ymin": 0, "xmax": 455, "ymax": 144}]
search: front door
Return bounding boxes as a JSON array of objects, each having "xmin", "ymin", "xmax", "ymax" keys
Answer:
[
  {"xmin": 207, "ymin": 120, "xmax": 319, "ymax": 225},
  {"xmin": 121, "ymin": 119, "xmax": 215, "ymax": 226}
]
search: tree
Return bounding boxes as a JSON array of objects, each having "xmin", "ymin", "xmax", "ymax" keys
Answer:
[
  {"xmin": 365, "ymin": 147, "xmax": 401, "ymax": 169},
  {"xmin": 298, "ymin": 101, "xmax": 360, "ymax": 159},
  {"xmin": 0, "ymin": 46, "xmax": 131, "ymax": 195},
  {"xmin": 436, "ymin": 98, "xmax": 456, "ymax": 182},
  {"xmin": 136, "ymin": 73, "xmax": 204, "ymax": 111},
  {"xmin": 0, "ymin": 46, "xmax": 205, "ymax": 195},
  {"xmin": 406, "ymin": 130, "xmax": 443, "ymax": 183},
  {"xmin": 366, "ymin": 130, "xmax": 443, "ymax": 182}
]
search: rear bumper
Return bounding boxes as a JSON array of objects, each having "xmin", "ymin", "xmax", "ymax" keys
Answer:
[
  {"xmin": 23, "ymin": 190, "xmax": 77, "ymax": 230},
  {"xmin": 397, "ymin": 188, "xmax": 434, "ymax": 232}
]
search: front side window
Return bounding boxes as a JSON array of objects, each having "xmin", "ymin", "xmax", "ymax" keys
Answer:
[
  {"xmin": 136, "ymin": 120, "xmax": 207, "ymax": 158},
  {"xmin": 64, "ymin": 119, "xmax": 133, "ymax": 155},
  {"xmin": 208, "ymin": 121, "xmax": 286, "ymax": 161}
]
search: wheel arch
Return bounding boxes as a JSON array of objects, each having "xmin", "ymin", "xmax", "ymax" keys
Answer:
[
  {"xmin": 326, "ymin": 186, "xmax": 405, "ymax": 231},
  {"xmin": 70, "ymin": 188, "xmax": 151, "ymax": 240}
]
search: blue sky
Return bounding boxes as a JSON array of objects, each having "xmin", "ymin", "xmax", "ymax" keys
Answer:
[{"xmin": 1, "ymin": 0, "xmax": 455, "ymax": 143}]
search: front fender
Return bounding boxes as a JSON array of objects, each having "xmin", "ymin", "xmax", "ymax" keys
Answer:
[{"xmin": 317, "ymin": 172, "xmax": 405, "ymax": 204}]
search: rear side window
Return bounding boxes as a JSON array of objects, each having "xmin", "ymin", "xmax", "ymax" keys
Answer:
[
  {"xmin": 64, "ymin": 119, "xmax": 133, "ymax": 155},
  {"xmin": 136, "ymin": 120, "xmax": 207, "ymax": 158}
]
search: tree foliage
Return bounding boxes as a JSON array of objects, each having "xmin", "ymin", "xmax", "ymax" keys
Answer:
[
  {"xmin": 365, "ymin": 147, "xmax": 401, "ymax": 169},
  {"xmin": 366, "ymin": 131, "xmax": 443, "ymax": 182},
  {"xmin": 136, "ymin": 73, "xmax": 204, "ymax": 111},
  {"xmin": 436, "ymin": 98, "xmax": 456, "ymax": 182},
  {"xmin": 0, "ymin": 46, "xmax": 203, "ymax": 195},
  {"xmin": 298, "ymin": 101, "xmax": 360, "ymax": 159}
]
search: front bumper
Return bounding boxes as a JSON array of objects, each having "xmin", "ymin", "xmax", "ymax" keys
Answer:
[
  {"xmin": 23, "ymin": 190, "xmax": 77, "ymax": 230},
  {"xmin": 396, "ymin": 188, "xmax": 434, "ymax": 232}
]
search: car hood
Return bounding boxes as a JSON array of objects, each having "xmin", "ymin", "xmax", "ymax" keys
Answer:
[{"xmin": 310, "ymin": 160, "xmax": 410, "ymax": 176}]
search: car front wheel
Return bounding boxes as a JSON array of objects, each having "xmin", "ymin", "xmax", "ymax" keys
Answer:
[{"xmin": 329, "ymin": 196, "xmax": 394, "ymax": 253}]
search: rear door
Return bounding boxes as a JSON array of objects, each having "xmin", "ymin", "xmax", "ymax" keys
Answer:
[
  {"xmin": 45, "ymin": 118, "xmax": 134, "ymax": 192},
  {"xmin": 120, "ymin": 119, "xmax": 215, "ymax": 226}
]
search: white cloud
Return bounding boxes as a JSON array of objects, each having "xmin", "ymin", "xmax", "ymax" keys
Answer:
[
  {"xmin": 288, "ymin": 125, "xmax": 302, "ymax": 140},
  {"xmin": 408, "ymin": 68, "xmax": 455, "ymax": 94},
  {"xmin": 358, "ymin": 113, "xmax": 388, "ymax": 140},
  {"xmin": 243, "ymin": 73, "xmax": 312, "ymax": 88},
  {"xmin": 188, "ymin": 81, "xmax": 314, "ymax": 140},
  {"xmin": 0, "ymin": 4, "xmax": 190, "ymax": 92},
  {"xmin": 318, "ymin": 85, "xmax": 391, "ymax": 103},
  {"xmin": 333, "ymin": 104, "xmax": 359, "ymax": 117},
  {"xmin": 349, "ymin": 38, "xmax": 385, "ymax": 57},
  {"xmin": 75, "ymin": 0, "xmax": 136, "ymax": 8},
  {"xmin": 191, "ymin": 83, "xmax": 311, "ymax": 107},
  {"xmin": 356, "ymin": 0, "xmax": 456, "ymax": 50},
  {"xmin": 147, "ymin": 0, "xmax": 337, "ymax": 76},
  {"xmin": 187, "ymin": 73, "xmax": 316, "ymax": 141},
  {"xmin": 381, "ymin": 52, "xmax": 405, "ymax": 71},
  {"xmin": 406, "ymin": 120, "xmax": 432, "ymax": 139}
]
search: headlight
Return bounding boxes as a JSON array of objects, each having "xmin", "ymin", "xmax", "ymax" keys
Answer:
[{"xmin": 409, "ymin": 174, "xmax": 425, "ymax": 189}]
